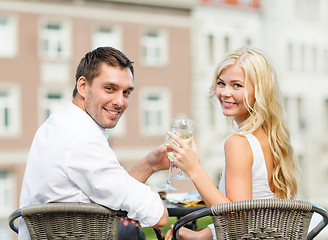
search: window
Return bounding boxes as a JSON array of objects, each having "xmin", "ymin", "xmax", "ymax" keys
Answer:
[
  {"xmin": 300, "ymin": 45, "xmax": 305, "ymax": 72},
  {"xmin": 0, "ymin": 15, "xmax": 17, "ymax": 58},
  {"xmin": 224, "ymin": 36, "xmax": 230, "ymax": 54},
  {"xmin": 41, "ymin": 91, "xmax": 67, "ymax": 121},
  {"xmin": 312, "ymin": 46, "xmax": 317, "ymax": 72},
  {"xmin": 287, "ymin": 43, "xmax": 293, "ymax": 71},
  {"xmin": 141, "ymin": 30, "xmax": 168, "ymax": 66},
  {"xmin": 0, "ymin": 87, "xmax": 20, "ymax": 137},
  {"xmin": 0, "ymin": 171, "xmax": 15, "ymax": 218},
  {"xmin": 40, "ymin": 20, "xmax": 70, "ymax": 60},
  {"xmin": 245, "ymin": 38, "xmax": 252, "ymax": 46},
  {"xmin": 140, "ymin": 89, "xmax": 170, "ymax": 136},
  {"xmin": 324, "ymin": 49, "xmax": 328, "ymax": 74},
  {"xmin": 209, "ymin": 96, "xmax": 220, "ymax": 127},
  {"xmin": 92, "ymin": 26, "xmax": 121, "ymax": 50},
  {"xmin": 207, "ymin": 34, "xmax": 214, "ymax": 64},
  {"xmin": 325, "ymin": 99, "xmax": 328, "ymax": 130},
  {"xmin": 297, "ymin": 97, "xmax": 306, "ymax": 130},
  {"xmin": 296, "ymin": 0, "xmax": 319, "ymax": 19}
]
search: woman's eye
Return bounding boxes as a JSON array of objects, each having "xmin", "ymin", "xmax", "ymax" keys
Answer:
[
  {"xmin": 217, "ymin": 81, "xmax": 225, "ymax": 86},
  {"xmin": 234, "ymin": 84, "xmax": 243, "ymax": 88}
]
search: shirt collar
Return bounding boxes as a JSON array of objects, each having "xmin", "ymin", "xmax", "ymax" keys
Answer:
[{"xmin": 68, "ymin": 102, "xmax": 109, "ymax": 139}]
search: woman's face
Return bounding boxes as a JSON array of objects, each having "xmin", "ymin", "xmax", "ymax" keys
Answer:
[{"xmin": 215, "ymin": 64, "xmax": 255, "ymax": 125}]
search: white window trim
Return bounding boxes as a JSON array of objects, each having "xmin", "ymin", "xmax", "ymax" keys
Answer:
[
  {"xmin": 39, "ymin": 18, "xmax": 71, "ymax": 61},
  {"xmin": 139, "ymin": 87, "xmax": 171, "ymax": 136},
  {"xmin": 140, "ymin": 29, "xmax": 168, "ymax": 67},
  {"xmin": 0, "ymin": 83, "xmax": 21, "ymax": 138},
  {"xmin": 0, "ymin": 171, "xmax": 16, "ymax": 218},
  {"xmin": 38, "ymin": 84, "xmax": 71, "ymax": 124},
  {"xmin": 92, "ymin": 24, "xmax": 122, "ymax": 51},
  {"xmin": 0, "ymin": 14, "xmax": 18, "ymax": 58}
]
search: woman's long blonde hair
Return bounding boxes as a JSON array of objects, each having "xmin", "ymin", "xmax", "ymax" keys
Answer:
[{"xmin": 210, "ymin": 47, "xmax": 298, "ymax": 199}]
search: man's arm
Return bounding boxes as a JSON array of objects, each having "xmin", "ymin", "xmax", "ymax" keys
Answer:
[
  {"xmin": 125, "ymin": 144, "xmax": 169, "ymax": 227},
  {"xmin": 121, "ymin": 203, "xmax": 168, "ymax": 228},
  {"xmin": 129, "ymin": 144, "xmax": 170, "ymax": 183}
]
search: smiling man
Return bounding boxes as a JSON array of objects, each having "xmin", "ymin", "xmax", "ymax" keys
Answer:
[{"xmin": 18, "ymin": 47, "xmax": 168, "ymax": 240}]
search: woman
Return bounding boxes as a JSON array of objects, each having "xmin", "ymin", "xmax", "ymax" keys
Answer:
[{"xmin": 165, "ymin": 47, "xmax": 298, "ymax": 240}]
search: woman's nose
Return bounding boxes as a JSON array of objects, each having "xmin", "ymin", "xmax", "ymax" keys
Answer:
[{"xmin": 221, "ymin": 86, "xmax": 232, "ymax": 97}]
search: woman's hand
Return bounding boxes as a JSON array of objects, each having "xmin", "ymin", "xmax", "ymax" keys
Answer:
[
  {"xmin": 167, "ymin": 132, "xmax": 200, "ymax": 178},
  {"xmin": 165, "ymin": 225, "xmax": 213, "ymax": 240}
]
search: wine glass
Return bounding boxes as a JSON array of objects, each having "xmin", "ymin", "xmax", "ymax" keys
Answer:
[
  {"xmin": 169, "ymin": 118, "xmax": 194, "ymax": 180},
  {"xmin": 157, "ymin": 134, "xmax": 177, "ymax": 191}
]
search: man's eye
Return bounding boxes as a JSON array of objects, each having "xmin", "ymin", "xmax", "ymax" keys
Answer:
[{"xmin": 123, "ymin": 91, "xmax": 131, "ymax": 97}]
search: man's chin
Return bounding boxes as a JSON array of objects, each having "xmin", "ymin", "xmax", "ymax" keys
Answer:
[{"xmin": 103, "ymin": 120, "xmax": 119, "ymax": 129}]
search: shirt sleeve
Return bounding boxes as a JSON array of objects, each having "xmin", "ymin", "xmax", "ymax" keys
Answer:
[
  {"xmin": 66, "ymin": 131, "xmax": 164, "ymax": 227},
  {"xmin": 207, "ymin": 223, "xmax": 217, "ymax": 240}
]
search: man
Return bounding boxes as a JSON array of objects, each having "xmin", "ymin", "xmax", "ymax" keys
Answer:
[{"xmin": 18, "ymin": 47, "xmax": 169, "ymax": 239}]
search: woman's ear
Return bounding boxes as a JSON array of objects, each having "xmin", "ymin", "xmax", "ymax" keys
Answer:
[{"xmin": 76, "ymin": 76, "xmax": 88, "ymax": 98}]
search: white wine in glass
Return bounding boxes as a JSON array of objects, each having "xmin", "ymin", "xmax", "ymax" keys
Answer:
[
  {"xmin": 169, "ymin": 118, "xmax": 194, "ymax": 180},
  {"xmin": 157, "ymin": 134, "xmax": 177, "ymax": 191}
]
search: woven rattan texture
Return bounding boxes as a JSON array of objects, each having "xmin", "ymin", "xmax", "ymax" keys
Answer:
[
  {"xmin": 21, "ymin": 203, "xmax": 120, "ymax": 240},
  {"xmin": 211, "ymin": 199, "xmax": 313, "ymax": 240}
]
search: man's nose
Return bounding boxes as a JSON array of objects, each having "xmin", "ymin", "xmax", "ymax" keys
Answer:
[{"xmin": 112, "ymin": 92, "xmax": 124, "ymax": 106}]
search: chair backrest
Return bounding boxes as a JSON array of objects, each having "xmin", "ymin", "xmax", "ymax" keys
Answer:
[
  {"xmin": 9, "ymin": 202, "xmax": 121, "ymax": 240},
  {"xmin": 172, "ymin": 199, "xmax": 328, "ymax": 240},
  {"xmin": 211, "ymin": 199, "xmax": 313, "ymax": 240}
]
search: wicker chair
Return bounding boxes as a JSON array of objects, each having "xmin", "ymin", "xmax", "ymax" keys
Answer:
[
  {"xmin": 9, "ymin": 202, "xmax": 164, "ymax": 240},
  {"xmin": 172, "ymin": 199, "xmax": 328, "ymax": 240}
]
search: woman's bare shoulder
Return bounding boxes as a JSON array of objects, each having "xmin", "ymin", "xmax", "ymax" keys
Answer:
[
  {"xmin": 224, "ymin": 134, "xmax": 252, "ymax": 165},
  {"xmin": 225, "ymin": 134, "xmax": 249, "ymax": 148}
]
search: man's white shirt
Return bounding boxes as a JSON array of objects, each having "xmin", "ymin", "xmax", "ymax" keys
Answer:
[{"xmin": 18, "ymin": 102, "xmax": 164, "ymax": 239}]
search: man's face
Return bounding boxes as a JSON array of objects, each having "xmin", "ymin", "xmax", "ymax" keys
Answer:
[{"xmin": 83, "ymin": 63, "xmax": 134, "ymax": 129}]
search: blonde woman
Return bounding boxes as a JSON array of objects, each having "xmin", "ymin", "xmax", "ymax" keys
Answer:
[{"xmin": 165, "ymin": 47, "xmax": 298, "ymax": 240}]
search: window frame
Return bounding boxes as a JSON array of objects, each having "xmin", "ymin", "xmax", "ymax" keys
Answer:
[
  {"xmin": 0, "ymin": 171, "xmax": 16, "ymax": 218},
  {"xmin": 139, "ymin": 88, "xmax": 171, "ymax": 136},
  {"xmin": 140, "ymin": 29, "xmax": 168, "ymax": 67},
  {"xmin": 38, "ymin": 85, "xmax": 70, "ymax": 123},
  {"xmin": 0, "ymin": 14, "xmax": 18, "ymax": 58},
  {"xmin": 0, "ymin": 84, "xmax": 21, "ymax": 138},
  {"xmin": 92, "ymin": 24, "xmax": 122, "ymax": 51},
  {"xmin": 39, "ymin": 18, "xmax": 71, "ymax": 61}
]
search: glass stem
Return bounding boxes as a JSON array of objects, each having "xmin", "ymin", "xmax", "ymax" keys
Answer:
[
  {"xmin": 177, "ymin": 168, "xmax": 183, "ymax": 176},
  {"xmin": 167, "ymin": 160, "xmax": 173, "ymax": 182}
]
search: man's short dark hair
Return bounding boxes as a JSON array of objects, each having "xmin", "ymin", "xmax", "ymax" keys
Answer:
[{"xmin": 72, "ymin": 46, "xmax": 134, "ymax": 98}]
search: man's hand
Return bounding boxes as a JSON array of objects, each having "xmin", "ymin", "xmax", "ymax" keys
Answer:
[
  {"xmin": 120, "ymin": 216, "xmax": 141, "ymax": 227},
  {"xmin": 144, "ymin": 144, "xmax": 171, "ymax": 172},
  {"xmin": 129, "ymin": 144, "xmax": 170, "ymax": 183}
]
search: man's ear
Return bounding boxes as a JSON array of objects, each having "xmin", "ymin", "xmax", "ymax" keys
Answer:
[{"xmin": 76, "ymin": 76, "xmax": 88, "ymax": 98}]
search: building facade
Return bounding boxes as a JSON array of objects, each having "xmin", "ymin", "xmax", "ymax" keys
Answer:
[
  {"xmin": 1, "ymin": 0, "xmax": 328, "ymax": 239},
  {"xmin": 193, "ymin": 0, "xmax": 328, "ymax": 204},
  {"xmin": 0, "ymin": 0, "xmax": 194, "ymax": 238}
]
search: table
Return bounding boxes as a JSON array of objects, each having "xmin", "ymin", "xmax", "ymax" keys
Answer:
[{"xmin": 165, "ymin": 200, "xmax": 206, "ymax": 230}]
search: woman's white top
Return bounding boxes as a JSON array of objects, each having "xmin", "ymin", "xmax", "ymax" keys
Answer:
[
  {"xmin": 218, "ymin": 133, "xmax": 275, "ymax": 199},
  {"xmin": 209, "ymin": 133, "xmax": 275, "ymax": 239}
]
